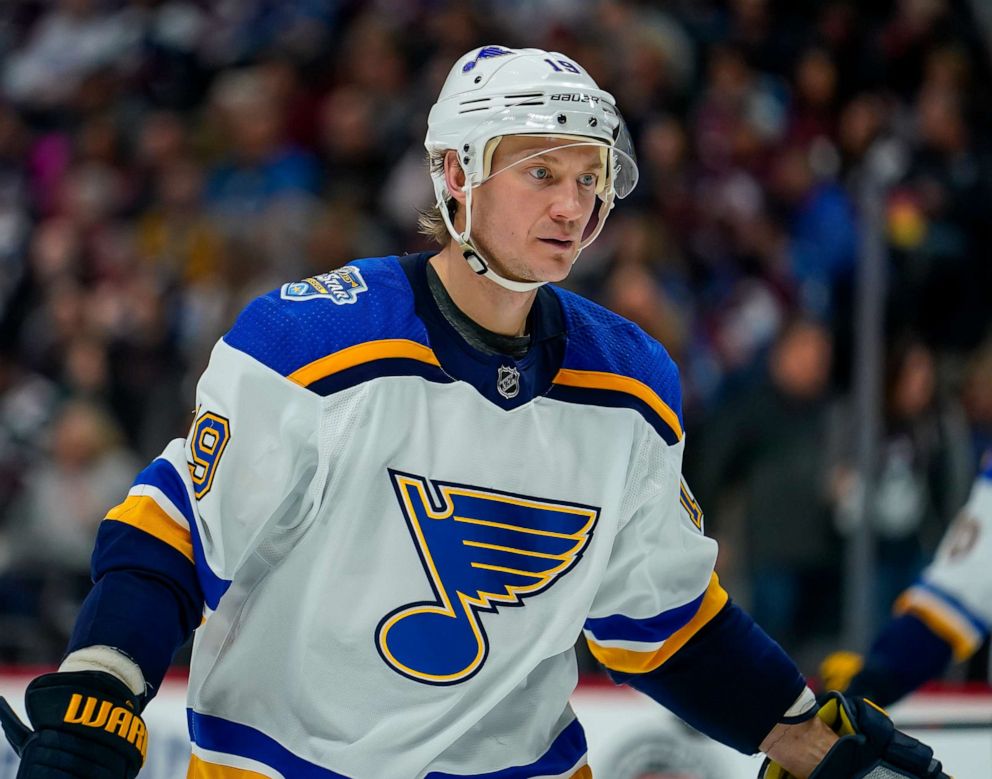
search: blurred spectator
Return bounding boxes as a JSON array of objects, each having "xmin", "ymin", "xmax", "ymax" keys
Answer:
[
  {"xmin": 0, "ymin": 399, "xmax": 137, "ymax": 655},
  {"xmin": 596, "ymin": 3, "xmax": 696, "ymax": 117},
  {"xmin": 8, "ymin": 399, "xmax": 136, "ymax": 575},
  {"xmin": 887, "ymin": 85, "xmax": 992, "ymax": 350},
  {"xmin": 690, "ymin": 318, "xmax": 838, "ymax": 666},
  {"xmin": 692, "ymin": 43, "xmax": 786, "ymax": 177},
  {"xmin": 829, "ymin": 338, "xmax": 973, "ymax": 626},
  {"xmin": 204, "ymin": 66, "xmax": 321, "ymax": 286},
  {"xmin": 199, "ymin": 0, "xmax": 339, "ymax": 68},
  {"xmin": 0, "ymin": 350, "xmax": 58, "ymax": 521},
  {"xmin": 2, "ymin": 0, "xmax": 142, "ymax": 111},
  {"xmin": 579, "ymin": 212, "xmax": 698, "ymax": 402},
  {"xmin": 962, "ymin": 338, "xmax": 992, "ymax": 463},
  {"xmin": 837, "ymin": 92, "xmax": 889, "ymax": 174},
  {"xmin": 786, "ymin": 46, "xmax": 840, "ymax": 147},
  {"xmin": 106, "ymin": 267, "xmax": 187, "ymax": 459},
  {"xmin": 305, "ymin": 197, "xmax": 393, "ymax": 276},
  {"xmin": 636, "ymin": 115, "xmax": 697, "ymax": 238},
  {"xmin": 137, "ymin": 158, "xmax": 224, "ymax": 284},
  {"xmin": 0, "ymin": 105, "xmax": 30, "ymax": 317},
  {"xmin": 768, "ymin": 143, "xmax": 857, "ymax": 318},
  {"xmin": 135, "ymin": 155, "xmax": 230, "ymax": 363}
]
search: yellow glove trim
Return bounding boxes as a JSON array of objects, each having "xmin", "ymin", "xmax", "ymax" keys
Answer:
[{"xmin": 819, "ymin": 650, "xmax": 863, "ymax": 693}]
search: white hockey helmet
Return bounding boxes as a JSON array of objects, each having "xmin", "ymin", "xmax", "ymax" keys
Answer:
[{"xmin": 425, "ymin": 45, "xmax": 638, "ymax": 292}]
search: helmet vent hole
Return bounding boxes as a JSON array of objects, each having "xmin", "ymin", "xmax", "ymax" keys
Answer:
[
  {"xmin": 501, "ymin": 92, "xmax": 544, "ymax": 107},
  {"xmin": 457, "ymin": 97, "xmax": 492, "ymax": 114}
]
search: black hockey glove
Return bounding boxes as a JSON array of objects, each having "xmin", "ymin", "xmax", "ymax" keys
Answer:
[
  {"xmin": 0, "ymin": 670, "xmax": 146, "ymax": 778},
  {"xmin": 758, "ymin": 692, "xmax": 949, "ymax": 779}
]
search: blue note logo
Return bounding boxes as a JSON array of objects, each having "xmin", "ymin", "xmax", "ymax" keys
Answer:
[
  {"xmin": 462, "ymin": 46, "xmax": 512, "ymax": 73},
  {"xmin": 378, "ymin": 471, "xmax": 600, "ymax": 685}
]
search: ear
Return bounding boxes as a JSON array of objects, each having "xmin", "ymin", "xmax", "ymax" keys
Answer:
[{"xmin": 443, "ymin": 151, "xmax": 467, "ymax": 207}]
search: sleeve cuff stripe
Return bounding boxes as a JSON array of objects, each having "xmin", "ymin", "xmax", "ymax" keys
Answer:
[
  {"xmin": 133, "ymin": 458, "xmax": 196, "ymax": 527},
  {"xmin": 105, "ymin": 495, "xmax": 195, "ymax": 563},
  {"xmin": 895, "ymin": 586, "xmax": 985, "ymax": 661},
  {"xmin": 917, "ymin": 580, "xmax": 990, "ymax": 634},
  {"xmin": 580, "ymin": 633, "xmax": 664, "ymax": 653},
  {"xmin": 125, "ymin": 484, "xmax": 190, "ymax": 530},
  {"xmin": 586, "ymin": 573, "xmax": 728, "ymax": 674},
  {"xmin": 133, "ymin": 456, "xmax": 231, "ymax": 611},
  {"xmin": 584, "ymin": 590, "xmax": 705, "ymax": 644}
]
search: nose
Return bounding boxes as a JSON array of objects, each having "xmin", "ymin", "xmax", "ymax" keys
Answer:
[{"xmin": 548, "ymin": 179, "xmax": 585, "ymax": 223}]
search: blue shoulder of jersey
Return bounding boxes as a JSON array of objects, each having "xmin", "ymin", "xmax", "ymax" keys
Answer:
[
  {"xmin": 980, "ymin": 449, "xmax": 992, "ymax": 482},
  {"xmin": 223, "ymin": 257, "xmax": 448, "ymax": 395},
  {"xmin": 549, "ymin": 287, "xmax": 684, "ymax": 445}
]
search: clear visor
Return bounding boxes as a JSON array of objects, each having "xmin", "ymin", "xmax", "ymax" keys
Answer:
[
  {"xmin": 609, "ymin": 112, "xmax": 639, "ymax": 199},
  {"xmin": 482, "ymin": 138, "xmax": 638, "ymax": 201},
  {"xmin": 463, "ymin": 100, "xmax": 639, "ymax": 200}
]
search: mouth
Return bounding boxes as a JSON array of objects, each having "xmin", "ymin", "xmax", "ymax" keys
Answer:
[{"xmin": 538, "ymin": 238, "xmax": 575, "ymax": 250}]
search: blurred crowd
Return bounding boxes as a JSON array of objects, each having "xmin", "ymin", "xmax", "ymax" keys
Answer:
[{"xmin": 0, "ymin": 0, "xmax": 991, "ymax": 676}]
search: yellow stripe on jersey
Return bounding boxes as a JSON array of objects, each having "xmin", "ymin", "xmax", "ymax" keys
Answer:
[
  {"xmin": 186, "ymin": 756, "xmax": 269, "ymax": 778},
  {"xmin": 894, "ymin": 588, "xmax": 982, "ymax": 661},
  {"xmin": 571, "ymin": 765, "xmax": 593, "ymax": 778},
  {"xmin": 287, "ymin": 339, "xmax": 441, "ymax": 387},
  {"xmin": 105, "ymin": 495, "xmax": 194, "ymax": 563},
  {"xmin": 551, "ymin": 368, "xmax": 683, "ymax": 442},
  {"xmin": 586, "ymin": 573, "xmax": 728, "ymax": 674}
]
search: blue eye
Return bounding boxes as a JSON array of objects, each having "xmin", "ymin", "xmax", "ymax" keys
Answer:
[
  {"xmin": 529, "ymin": 167, "xmax": 550, "ymax": 181},
  {"xmin": 579, "ymin": 173, "xmax": 598, "ymax": 188}
]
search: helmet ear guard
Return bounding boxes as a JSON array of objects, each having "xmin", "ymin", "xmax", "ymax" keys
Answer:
[{"xmin": 425, "ymin": 45, "xmax": 639, "ymax": 292}]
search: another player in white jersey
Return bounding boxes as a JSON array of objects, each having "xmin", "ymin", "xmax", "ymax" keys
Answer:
[
  {"xmin": 0, "ymin": 46, "xmax": 946, "ymax": 779},
  {"xmin": 822, "ymin": 453, "xmax": 992, "ymax": 706}
]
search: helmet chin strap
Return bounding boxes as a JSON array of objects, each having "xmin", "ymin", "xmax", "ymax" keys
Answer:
[
  {"xmin": 440, "ymin": 183, "xmax": 546, "ymax": 293},
  {"xmin": 437, "ymin": 151, "xmax": 617, "ymax": 294}
]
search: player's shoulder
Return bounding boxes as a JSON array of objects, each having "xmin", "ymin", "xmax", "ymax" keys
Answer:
[
  {"xmin": 222, "ymin": 256, "xmax": 428, "ymax": 382},
  {"xmin": 980, "ymin": 449, "xmax": 992, "ymax": 483},
  {"xmin": 549, "ymin": 286, "xmax": 683, "ymax": 444}
]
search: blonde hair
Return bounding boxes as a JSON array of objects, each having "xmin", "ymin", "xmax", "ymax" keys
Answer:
[{"xmin": 417, "ymin": 151, "xmax": 458, "ymax": 246}]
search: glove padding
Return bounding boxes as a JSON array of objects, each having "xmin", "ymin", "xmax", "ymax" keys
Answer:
[
  {"xmin": 758, "ymin": 692, "xmax": 949, "ymax": 779},
  {"xmin": 0, "ymin": 670, "xmax": 146, "ymax": 778}
]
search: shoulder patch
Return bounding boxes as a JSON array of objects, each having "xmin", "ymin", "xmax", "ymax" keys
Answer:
[
  {"xmin": 280, "ymin": 266, "xmax": 368, "ymax": 304},
  {"xmin": 224, "ymin": 256, "xmax": 436, "ymax": 384}
]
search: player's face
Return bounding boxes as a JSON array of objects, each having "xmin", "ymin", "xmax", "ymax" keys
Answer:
[{"xmin": 469, "ymin": 136, "xmax": 603, "ymax": 285}]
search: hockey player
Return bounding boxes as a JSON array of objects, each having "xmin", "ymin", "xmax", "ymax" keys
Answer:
[
  {"xmin": 822, "ymin": 452, "xmax": 992, "ymax": 707},
  {"xmin": 0, "ymin": 46, "xmax": 947, "ymax": 779}
]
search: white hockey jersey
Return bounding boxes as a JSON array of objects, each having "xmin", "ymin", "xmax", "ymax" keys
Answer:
[
  {"xmin": 102, "ymin": 254, "xmax": 725, "ymax": 779},
  {"xmin": 893, "ymin": 455, "xmax": 992, "ymax": 661}
]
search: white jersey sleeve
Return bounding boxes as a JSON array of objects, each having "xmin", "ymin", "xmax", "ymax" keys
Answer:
[
  {"xmin": 573, "ymin": 335, "xmax": 725, "ymax": 676},
  {"xmin": 106, "ymin": 296, "xmax": 323, "ymax": 612},
  {"xmin": 893, "ymin": 458, "xmax": 992, "ymax": 659}
]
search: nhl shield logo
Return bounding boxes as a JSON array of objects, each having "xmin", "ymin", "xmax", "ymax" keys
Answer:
[{"xmin": 496, "ymin": 365, "xmax": 520, "ymax": 399}]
